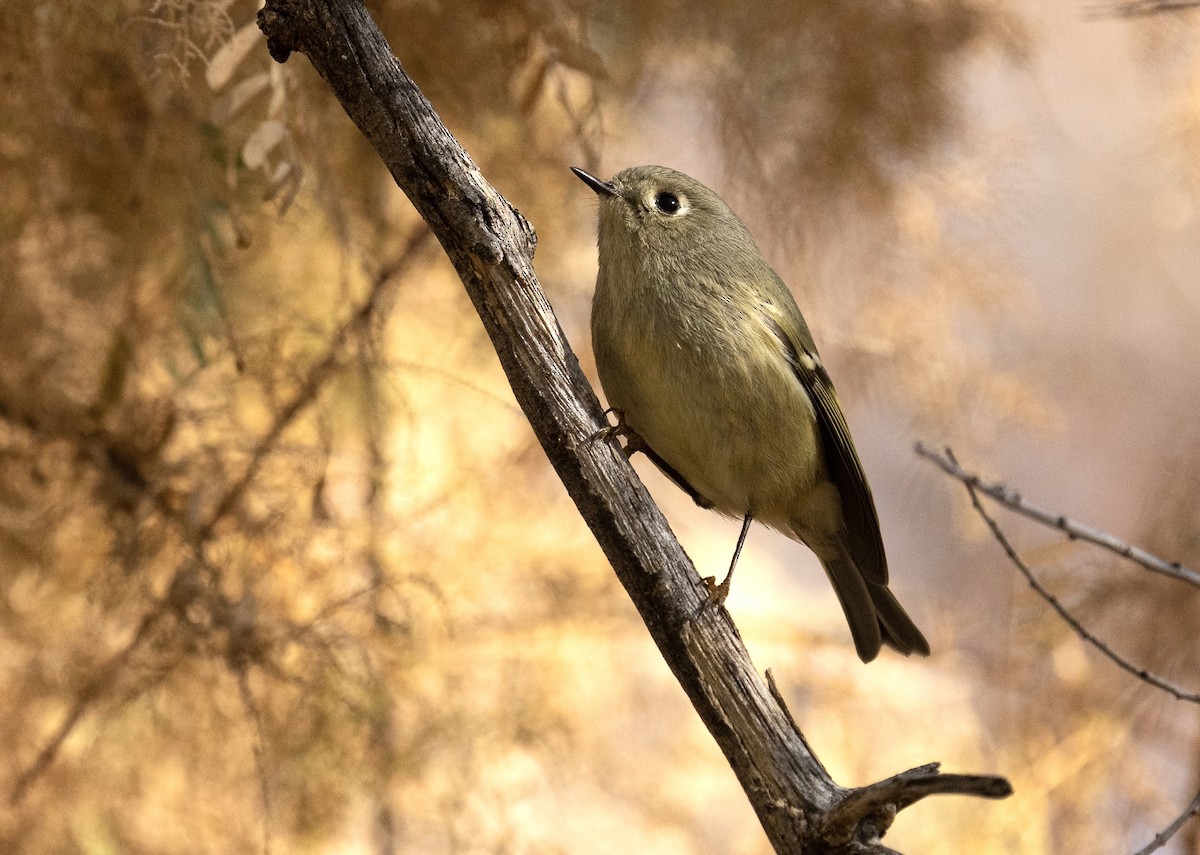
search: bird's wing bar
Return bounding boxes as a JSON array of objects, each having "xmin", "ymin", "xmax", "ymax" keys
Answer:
[{"xmin": 759, "ymin": 310, "xmax": 889, "ymax": 585}]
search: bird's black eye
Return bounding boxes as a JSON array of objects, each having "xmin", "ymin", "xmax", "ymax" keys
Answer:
[{"xmin": 654, "ymin": 192, "xmax": 681, "ymax": 214}]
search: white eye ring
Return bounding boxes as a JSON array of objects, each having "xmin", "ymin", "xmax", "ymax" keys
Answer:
[{"xmin": 648, "ymin": 190, "xmax": 689, "ymax": 216}]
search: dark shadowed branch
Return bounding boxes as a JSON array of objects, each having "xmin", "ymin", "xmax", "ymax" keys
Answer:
[
  {"xmin": 254, "ymin": 2, "xmax": 1011, "ymax": 851},
  {"xmin": 6, "ymin": 227, "xmax": 436, "ymax": 809},
  {"xmin": 197, "ymin": 226, "xmax": 435, "ymax": 541},
  {"xmin": 8, "ymin": 608, "xmax": 166, "ymax": 805}
]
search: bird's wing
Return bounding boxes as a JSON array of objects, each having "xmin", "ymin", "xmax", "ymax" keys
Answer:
[
  {"xmin": 641, "ymin": 445, "xmax": 714, "ymax": 510},
  {"xmin": 759, "ymin": 302, "xmax": 889, "ymax": 585}
]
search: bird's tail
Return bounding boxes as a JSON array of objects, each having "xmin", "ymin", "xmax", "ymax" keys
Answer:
[
  {"xmin": 821, "ymin": 547, "xmax": 930, "ymax": 663},
  {"xmin": 869, "ymin": 578, "xmax": 931, "ymax": 659}
]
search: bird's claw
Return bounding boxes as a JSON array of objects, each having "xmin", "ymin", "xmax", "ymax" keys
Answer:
[
  {"xmin": 695, "ymin": 574, "xmax": 732, "ymax": 618},
  {"xmin": 591, "ymin": 408, "xmax": 645, "ymax": 458}
]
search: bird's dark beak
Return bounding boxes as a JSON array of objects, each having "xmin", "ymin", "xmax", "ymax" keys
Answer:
[{"xmin": 571, "ymin": 166, "xmax": 618, "ymax": 197}]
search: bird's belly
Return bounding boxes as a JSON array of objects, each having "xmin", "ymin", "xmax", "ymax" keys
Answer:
[{"xmin": 598, "ymin": 327, "xmax": 825, "ymax": 532}]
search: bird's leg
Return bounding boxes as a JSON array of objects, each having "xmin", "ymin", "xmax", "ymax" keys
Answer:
[
  {"xmin": 592, "ymin": 407, "xmax": 645, "ymax": 459},
  {"xmin": 704, "ymin": 512, "xmax": 753, "ymax": 607}
]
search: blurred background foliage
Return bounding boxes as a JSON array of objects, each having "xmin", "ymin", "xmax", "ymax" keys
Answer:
[{"xmin": 1, "ymin": 0, "xmax": 1199, "ymax": 852}]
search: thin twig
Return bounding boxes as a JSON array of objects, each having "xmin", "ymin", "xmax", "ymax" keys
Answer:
[
  {"xmin": 915, "ymin": 442, "xmax": 1200, "ymax": 590},
  {"xmin": 237, "ymin": 668, "xmax": 273, "ymax": 855},
  {"xmin": 923, "ymin": 442, "xmax": 1200, "ymax": 850},
  {"xmin": 9, "ymin": 230, "xmax": 431, "ymax": 809},
  {"xmin": 10, "ymin": 605, "xmax": 168, "ymax": 804},
  {"xmin": 926, "ymin": 445, "xmax": 1200, "ymax": 705},
  {"xmin": 196, "ymin": 226, "xmax": 434, "ymax": 540},
  {"xmin": 1090, "ymin": 0, "xmax": 1200, "ymax": 16},
  {"xmin": 1132, "ymin": 782, "xmax": 1200, "ymax": 855}
]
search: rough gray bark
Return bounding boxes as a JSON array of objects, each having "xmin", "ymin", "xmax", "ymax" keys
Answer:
[{"xmin": 257, "ymin": 2, "xmax": 1011, "ymax": 851}]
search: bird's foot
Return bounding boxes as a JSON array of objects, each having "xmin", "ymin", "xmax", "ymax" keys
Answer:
[
  {"xmin": 591, "ymin": 408, "xmax": 644, "ymax": 458},
  {"xmin": 696, "ymin": 574, "xmax": 732, "ymax": 617}
]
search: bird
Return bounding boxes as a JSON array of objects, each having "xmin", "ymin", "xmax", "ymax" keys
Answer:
[{"xmin": 572, "ymin": 164, "xmax": 930, "ymax": 663}]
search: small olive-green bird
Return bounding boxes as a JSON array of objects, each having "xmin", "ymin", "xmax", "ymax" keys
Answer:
[{"xmin": 573, "ymin": 164, "xmax": 929, "ymax": 663}]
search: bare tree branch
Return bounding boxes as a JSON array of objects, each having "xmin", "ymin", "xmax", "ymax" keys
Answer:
[
  {"xmin": 1133, "ymin": 782, "xmax": 1200, "ymax": 855},
  {"xmin": 254, "ymin": 2, "xmax": 1011, "ymax": 851},
  {"xmin": 915, "ymin": 442, "xmax": 1200, "ymax": 590},
  {"xmin": 918, "ymin": 443, "xmax": 1200, "ymax": 704},
  {"xmin": 1091, "ymin": 0, "xmax": 1200, "ymax": 16},
  {"xmin": 919, "ymin": 443, "xmax": 1200, "ymax": 855}
]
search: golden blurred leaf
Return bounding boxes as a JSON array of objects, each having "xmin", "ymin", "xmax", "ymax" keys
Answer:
[
  {"xmin": 206, "ymin": 21, "xmax": 263, "ymax": 91},
  {"xmin": 242, "ymin": 119, "xmax": 286, "ymax": 169},
  {"xmin": 212, "ymin": 70, "xmax": 271, "ymax": 125}
]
